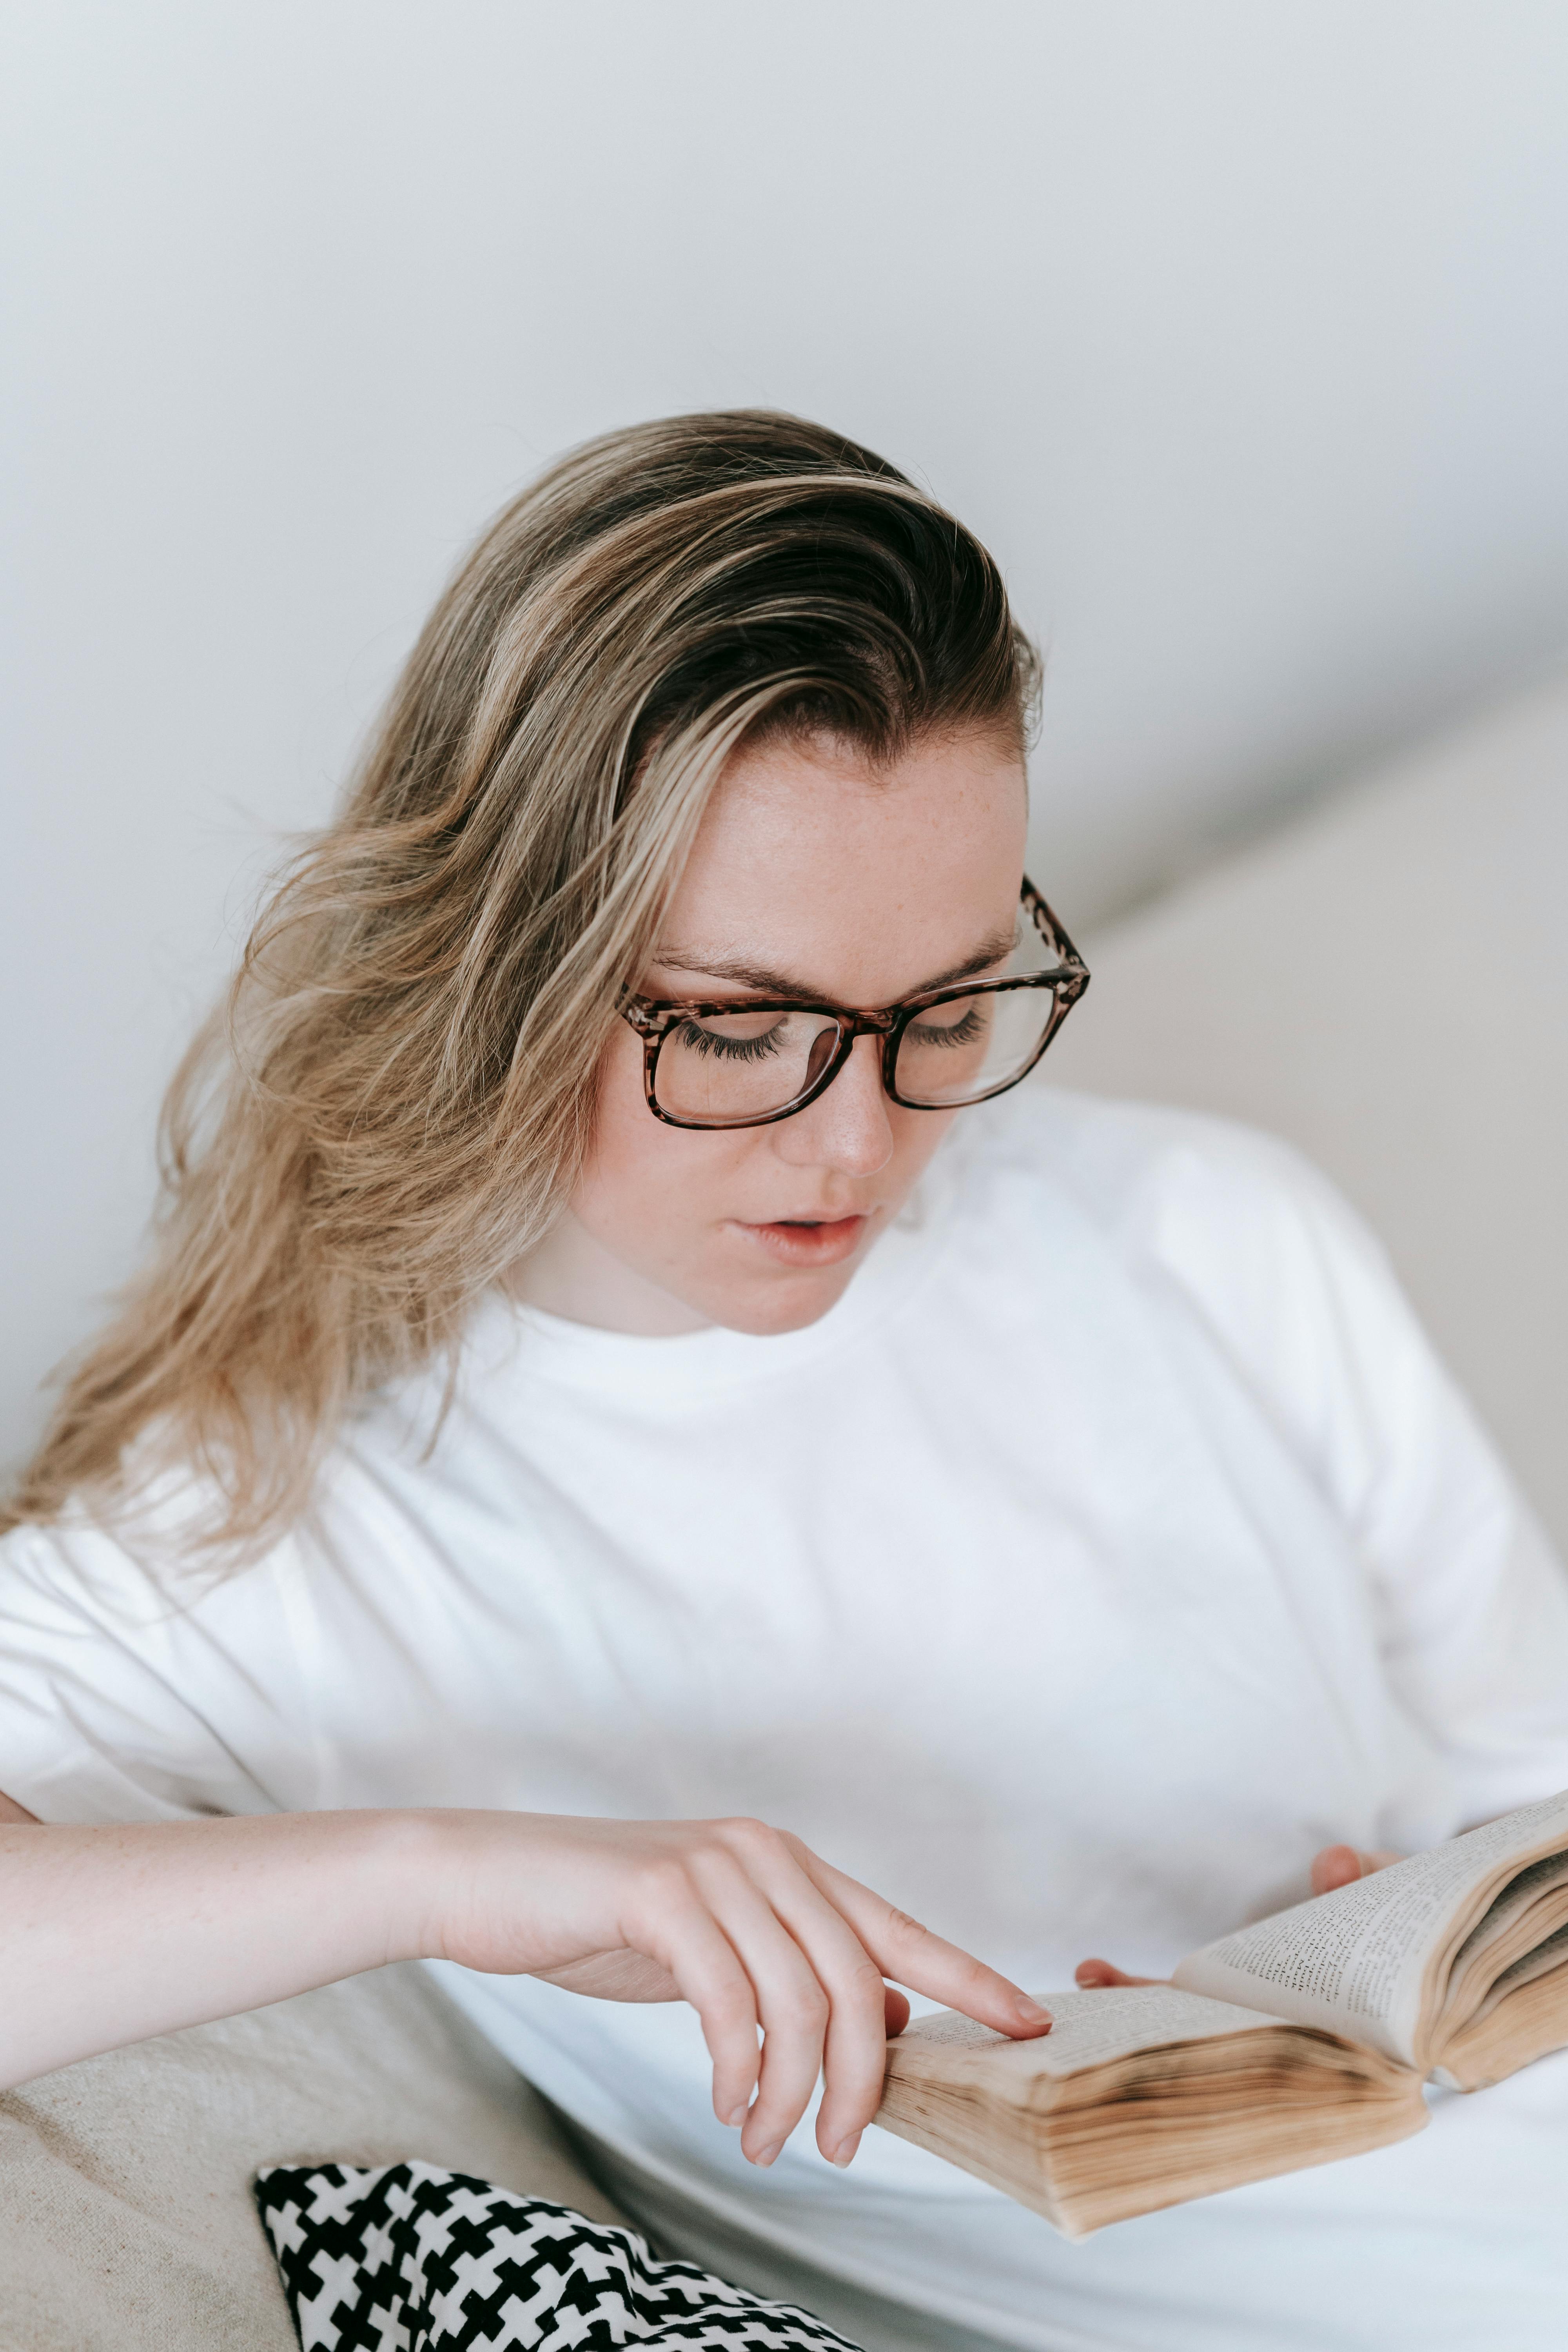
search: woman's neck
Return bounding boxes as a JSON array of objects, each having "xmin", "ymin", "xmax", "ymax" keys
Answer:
[{"xmin": 505, "ymin": 1211, "xmax": 714, "ymax": 1337}]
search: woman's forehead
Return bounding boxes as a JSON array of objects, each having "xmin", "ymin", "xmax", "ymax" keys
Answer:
[
  {"xmin": 678, "ymin": 728, "xmax": 1025, "ymax": 889},
  {"xmin": 653, "ymin": 731, "xmax": 1027, "ymax": 1002}
]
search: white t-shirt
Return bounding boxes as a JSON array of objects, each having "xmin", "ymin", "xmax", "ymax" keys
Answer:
[{"xmin": 4, "ymin": 1088, "xmax": 1568, "ymax": 2352}]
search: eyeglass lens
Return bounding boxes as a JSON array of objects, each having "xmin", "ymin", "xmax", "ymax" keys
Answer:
[
  {"xmin": 654, "ymin": 1007, "xmax": 844, "ymax": 1125},
  {"xmin": 892, "ymin": 984, "xmax": 1058, "ymax": 1107},
  {"xmin": 652, "ymin": 984, "xmax": 1059, "ymax": 1125}
]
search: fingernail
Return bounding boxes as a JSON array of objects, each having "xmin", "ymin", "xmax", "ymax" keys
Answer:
[
  {"xmin": 753, "ymin": 2141, "xmax": 781, "ymax": 2168},
  {"xmin": 829, "ymin": 2131, "xmax": 861, "ymax": 2168},
  {"xmin": 725, "ymin": 2105, "xmax": 748, "ymax": 2128},
  {"xmin": 1016, "ymin": 1997, "xmax": 1052, "ymax": 2026}
]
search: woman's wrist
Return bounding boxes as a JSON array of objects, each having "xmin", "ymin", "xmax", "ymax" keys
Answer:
[{"xmin": 345, "ymin": 1806, "xmax": 475, "ymax": 1970}]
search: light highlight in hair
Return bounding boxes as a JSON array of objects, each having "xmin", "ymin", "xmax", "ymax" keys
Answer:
[{"xmin": 7, "ymin": 411, "xmax": 1039, "ymax": 1555}]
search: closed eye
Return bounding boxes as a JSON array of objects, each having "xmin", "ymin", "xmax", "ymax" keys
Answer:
[
  {"xmin": 670, "ymin": 1016, "xmax": 787, "ymax": 1063},
  {"xmin": 905, "ymin": 1004, "xmax": 987, "ymax": 1049}
]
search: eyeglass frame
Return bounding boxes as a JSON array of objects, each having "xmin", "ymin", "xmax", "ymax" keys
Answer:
[{"xmin": 618, "ymin": 877, "xmax": 1090, "ymax": 1131}]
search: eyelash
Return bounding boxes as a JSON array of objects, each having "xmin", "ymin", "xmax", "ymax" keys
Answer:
[
  {"xmin": 671, "ymin": 1018, "xmax": 786, "ymax": 1063},
  {"xmin": 906, "ymin": 1004, "xmax": 986, "ymax": 1049}
]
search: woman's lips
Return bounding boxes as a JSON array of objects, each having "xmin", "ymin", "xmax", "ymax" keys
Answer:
[{"xmin": 733, "ymin": 1214, "xmax": 869, "ymax": 1267}]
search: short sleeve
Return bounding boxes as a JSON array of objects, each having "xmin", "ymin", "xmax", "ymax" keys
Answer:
[
  {"xmin": 1120, "ymin": 1110, "xmax": 1568, "ymax": 1824},
  {"xmin": 0, "ymin": 1515, "xmax": 308, "ymax": 1825}
]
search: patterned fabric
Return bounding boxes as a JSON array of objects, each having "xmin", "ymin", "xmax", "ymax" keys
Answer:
[{"xmin": 255, "ymin": 2160, "xmax": 861, "ymax": 2350}]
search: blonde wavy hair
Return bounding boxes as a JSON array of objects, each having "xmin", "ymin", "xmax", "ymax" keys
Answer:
[{"xmin": 6, "ymin": 410, "xmax": 1039, "ymax": 1554}]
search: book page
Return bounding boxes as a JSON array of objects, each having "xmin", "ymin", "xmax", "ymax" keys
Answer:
[
  {"xmin": 1173, "ymin": 1792, "xmax": 1568, "ymax": 2064},
  {"xmin": 1468, "ymin": 1918, "xmax": 1568, "ymax": 2020},
  {"xmin": 895, "ymin": 1984, "xmax": 1288, "ymax": 2079},
  {"xmin": 1448, "ymin": 1848, "xmax": 1568, "ymax": 1979}
]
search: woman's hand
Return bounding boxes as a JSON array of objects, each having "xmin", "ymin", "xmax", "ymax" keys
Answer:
[
  {"xmin": 1305, "ymin": 1843, "xmax": 1403, "ymax": 1895},
  {"xmin": 425, "ymin": 1811, "xmax": 1051, "ymax": 2173},
  {"xmin": 0, "ymin": 1804, "xmax": 1044, "ymax": 2152},
  {"xmin": 1074, "ymin": 1842, "xmax": 1403, "ymax": 1991}
]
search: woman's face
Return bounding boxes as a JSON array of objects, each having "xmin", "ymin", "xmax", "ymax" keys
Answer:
[{"xmin": 518, "ymin": 726, "xmax": 1030, "ymax": 1336}]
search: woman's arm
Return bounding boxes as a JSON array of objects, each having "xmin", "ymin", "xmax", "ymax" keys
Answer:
[
  {"xmin": 1131, "ymin": 1123, "xmax": 1568, "ymax": 1824},
  {"xmin": 0, "ymin": 1797, "xmax": 1049, "ymax": 2171}
]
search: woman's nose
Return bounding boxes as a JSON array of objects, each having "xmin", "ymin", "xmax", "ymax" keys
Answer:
[{"xmin": 774, "ymin": 1032, "xmax": 895, "ymax": 1176}]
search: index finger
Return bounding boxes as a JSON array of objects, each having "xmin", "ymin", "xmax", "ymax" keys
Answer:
[{"xmin": 788, "ymin": 1844, "xmax": 1050, "ymax": 2039}]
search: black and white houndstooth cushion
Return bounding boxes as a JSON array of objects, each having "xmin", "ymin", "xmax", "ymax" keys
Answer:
[{"xmin": 255, "ymin": 2160, "xmax": 862, "ymax": 2350}]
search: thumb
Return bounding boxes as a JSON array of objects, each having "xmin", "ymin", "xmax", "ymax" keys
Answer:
[
  {"xmin": 1310, "ymin": 1844, "xmax": 1399, "ymax": 1896},
  {"xmin": 1074, "ymin": 1958, "xmax": 1164, "ymax": 1989}
]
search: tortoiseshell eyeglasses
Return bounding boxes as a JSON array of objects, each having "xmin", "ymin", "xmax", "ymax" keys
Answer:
[{"xmin": 619, "ymin": 878, "xmax": 1089, "ymax": 1131}]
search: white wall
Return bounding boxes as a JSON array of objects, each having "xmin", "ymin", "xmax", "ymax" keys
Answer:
[{"xmin": 5, "ymin": 1, "xmax": 1568, "ymax": 1458}]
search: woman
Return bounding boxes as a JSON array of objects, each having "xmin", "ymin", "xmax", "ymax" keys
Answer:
[{"xmin": 3, "ymin": 412, "xmax": 1567, "ymax": 2352}]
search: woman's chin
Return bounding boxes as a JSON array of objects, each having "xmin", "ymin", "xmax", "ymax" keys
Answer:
[{"xmin": 701, "ymin": 1241, "xmax": 872, "ymax": 1336}]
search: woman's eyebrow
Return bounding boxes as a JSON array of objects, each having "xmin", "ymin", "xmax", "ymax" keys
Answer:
[{"xmin": 649, "ymin": 929, "xmax": 1017, "ymax": 1001}]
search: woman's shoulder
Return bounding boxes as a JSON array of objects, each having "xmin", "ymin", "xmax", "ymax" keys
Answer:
[
  {"xmin": 971, "ymin": 1082, "xmax": 1354, "ymax": 1258},
  {"xmin": 0, "ymin": 1455, "xmax": 329, "ymax": 1823},
  {"xmin": 965, "ymin": 1083, "xmax": 1409, "ymax": 1395},
  {"xmin": 0, "ymin": 1299, "xmax": 505, "ymax": 1637},
  {"xmin": 0, "ymin": 1441, "xmax": 301, "ymax": 1636}
]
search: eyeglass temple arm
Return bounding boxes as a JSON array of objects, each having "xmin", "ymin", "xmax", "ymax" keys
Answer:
[{"xmin": 1022, "ymin": 878, "xmax": 1089, "ymax": 987}]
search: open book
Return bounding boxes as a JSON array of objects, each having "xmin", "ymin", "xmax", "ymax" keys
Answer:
[{"xmin": 876, "ymin": 1791, "xmax": 1568, "ymax": 2238}]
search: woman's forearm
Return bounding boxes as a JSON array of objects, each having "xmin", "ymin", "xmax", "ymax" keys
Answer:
[
  {"xmin": 0, "ymin": 1802, "xmax": 1048, "ymax": 2169},
  {"xmin": 0, "ymin": 1808, "xmax": 439, "ymax": 2089}
]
